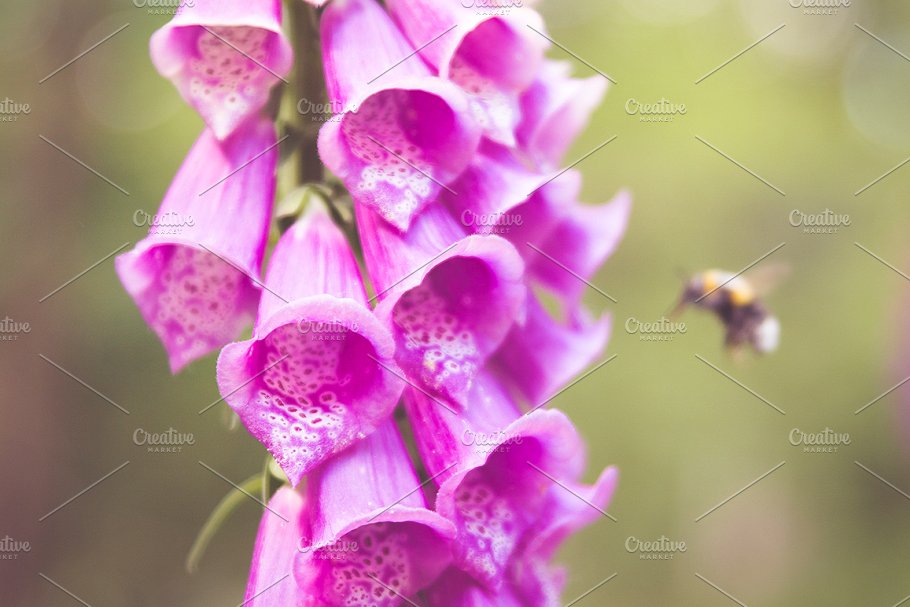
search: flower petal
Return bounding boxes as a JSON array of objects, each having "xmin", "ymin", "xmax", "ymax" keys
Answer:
[
  {"xmin": 115, "ymin": 118, "xmax": 276, "ymax": 372},
  {"xmin": 359, "ymin": 206, "xmax": 526, "ymax": 406},
  {"xmin": 433, "ymin": 409, "xmax": 587, "ymax": 589},
  {"xmin": 217, "ymin": 206, "xmax": 403, "ymax": 486},
  {"xmin": 150, "ymin": 0, "xmax": 293, "ymax": 139},
  {"xmin": 319, "ymin": 0, "xmax": 480, "ymax": 230},
  {"xmin": 296, "ymin": 420, "xmax": 455, "ymax": 607},
  {"xmin": 244, "ymin": 486, "xmax": 307, "ymax": 606},
  {"xmin": 528, "ymin": 189, "xmax": 631, "ymax": 308},
  {"xmin": 517, "ymin": 60, "xmax": 609, "ymax": 170},
  {"xmin": 388, "ymin": 0, "xmax": 549, "ymax": 144},
  {"xmin": 493, "ymin": 296, "xmax": 611, "ymax": 407}
]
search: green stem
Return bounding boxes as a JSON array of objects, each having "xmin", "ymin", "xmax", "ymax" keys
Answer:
[
  {"xmin": 278, "ymin": 0, "xmax": 326, "ymax": 198},
  {"xmin": 185, "ymin": 474, "xmax": 263, "ymax": 573}
]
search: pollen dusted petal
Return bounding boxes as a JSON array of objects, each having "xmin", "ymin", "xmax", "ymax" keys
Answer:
[
  {"xmin": 320, "ymin": 83, "xmax": 479, "ymax": 231},
  {"xmin": 116, "ymin": 119, "xmax": 276, "ymax": 373},
  {"xmin": 128, "ymin": 244, "xmax": 258, "ymax": 373},
  {"xmin": 218, "ymin": 202, "xmax": 402, "ymax": 486},
  {"xmin": 390, "ymin": 258, "xmax": 489, "ymax": 403},
  {"xmin": 186, "ymin": 26, "xmax": 275, "ymax": 138},
  {"xmin": 448, "ymin": 459, "xmax": 548, "ymax": 587},
  {"xmin": 386, "ymin": 0, "xmax": 548, "ymax": 145},
  {"xmin": 219, "ymin": 302, "xmax": 401, "ymax": 487},
  {"xmin": 358, "ymin": 205, "xmax": 526, "ymax": 407},
  {"xmin": 150, "ymin": 0, "xmax": 292, "ymax": 139},
  {"xmin": 339, "ymin": 90, "xmax": 437, "ymax": 229},
  {"xmin": 305, "ymin": 522, "xmax": 443, "ymax": 607},
  {"xmin": 318, "ymin": 0, "xmax": 480, "ymax": 230},
  {"xmin": 382, "ymin": 245, "xmax": 525, "ymax": 406}
]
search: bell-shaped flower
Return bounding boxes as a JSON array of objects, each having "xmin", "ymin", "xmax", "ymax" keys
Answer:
[
  {"xmin": 403, "ymin": 374, "xmax": 618, "ymax": 590},
  {"xmin": 243, "ymin": 486, "xmax": 308, "ymax": 606},
  {"xmin": 357, "ymin": 203, "xmax": 526, "ymax": 407},
  {"xmin": 295, "ymin": 419, "xmax": 455, "ymax": 607},
  {"xmin": 217, "ymin": 201, "xmax": 404, "ymax": 486},
  {"xmin": 386, "ymin": 0, "xmax": 549, "ymax": 145},
  {"xmin": 317, "ymin": 0, "xmax": 481, "ymax": 231},
  {"xmin": 517, "ymin": 60, "xmax": 609, "ymax": 171},
  {"xmin": 424, "ymin": 568, "xmax": 525, "ymax": 607},
  {"xmin": 441, "ymin": 141, "xmax": 576, "ymax": 253},
  {"xmin": 150, "ymin": 0, "xmax": 293, "ymax": 139},
  {"xmin": 116, "ymin": 117, "xmax": 276, "ymax": 373},
  {"xmin": 493, "ymin": 295, "xmax": 611, "ymax": 407},
  {"xmin": 526, "ymin": 189, "xmax": 631, "ymax": 308}
]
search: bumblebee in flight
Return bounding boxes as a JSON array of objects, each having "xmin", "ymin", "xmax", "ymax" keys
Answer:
[{"xmin": 671, "ymin": 267, "xmax": 784, "ymax": 355}]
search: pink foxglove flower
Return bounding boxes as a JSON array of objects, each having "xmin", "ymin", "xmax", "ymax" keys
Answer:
[
  {"xmin": 404, "ymin": 375, "xmax": 617, "ymax": 590},
  {"xmin": 295, "ymin": 419, "xmax": 455, "ymax": 607},
  {"xmin": 244, "ymin": 486, "xmax": 307, "ymax": 606},
  {"xmin": 357, "ymin": 204, "xmax": 526, "ymax": 406},
  {"xmin": 115, "ymin": 117, "xmax": 276, "ymax": 373},
  {"xmin": 526, "ymin": 190, "xmax": 631, "ymax": 308},
  {"xmin": 517, "ymin": 61, "xmax": 609, "ymax": 171},
  {"xmin": 442, "ymin": 142, "xmax": 577, "ymax": 251},
  {"xmin": 150, "ymin": 0, "xmax": 293, "ymax": 139},
  {"xmin": 424, "ymin": 568, "xmax": 525, "ymax": 607},
  {"xmin": 387, "ymin": 0, "xmax": 549, "ymax": 145},
  {"xmin": 317, "ymin": 0, "xmax": 481, "ymax": 231},
  {"xmin": 217, "ymin": 202, "xmax": 404, "ymax": 486},
  {"xmin": 493, "ymin": 295, "xmax": 611, "ymax": 406}
]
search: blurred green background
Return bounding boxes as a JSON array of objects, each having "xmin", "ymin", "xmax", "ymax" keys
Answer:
[{"xmin": 2, "ymin": 0, "xmax": 909, "ymax": 605}]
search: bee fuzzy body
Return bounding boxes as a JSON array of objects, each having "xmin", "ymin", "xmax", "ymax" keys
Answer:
[{"xmin": 677, "ymin": 270, "xmax": 780, "ymax": 354}]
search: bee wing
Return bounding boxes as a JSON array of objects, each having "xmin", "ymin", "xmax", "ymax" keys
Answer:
[{"xmin": 742, "ymin": 262, "xmax": 789, "ymax": 299}]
